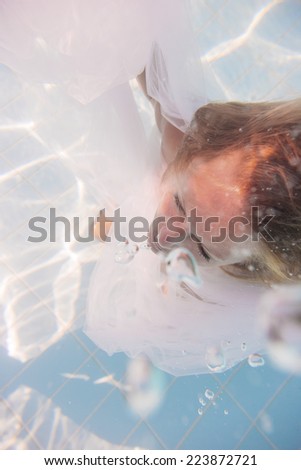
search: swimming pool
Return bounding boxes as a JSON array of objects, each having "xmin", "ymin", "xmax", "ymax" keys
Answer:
[{"xmin": 1, "ymin": 0, "xmax": 301, "ymax": 450}]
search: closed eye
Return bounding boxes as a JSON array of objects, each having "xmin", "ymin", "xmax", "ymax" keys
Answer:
[
  {"xmin": 190, "ymin": 233, "xmax": 211, "ymax": 262},
  {"xmin": 174, "ymin": 193, "xmax": 186, "ymax": 215}
]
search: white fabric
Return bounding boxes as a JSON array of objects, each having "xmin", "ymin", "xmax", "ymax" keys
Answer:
[
  {"xmin": 86, "ymin": 173, "xmax": 268, "ymax": 375},
  {"xmin": 0, "ymin": 0, "xmax": 276, "ymax": 375}
]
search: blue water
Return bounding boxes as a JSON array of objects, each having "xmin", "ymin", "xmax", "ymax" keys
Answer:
[{"xmin": 1, "ymin": 331, "xmax": 300, "ymax": 449}]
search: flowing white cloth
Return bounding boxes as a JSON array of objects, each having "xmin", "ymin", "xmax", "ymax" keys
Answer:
[{"xmin": 0, "ymin": 0, "xmax": 277, "ymax": 375}]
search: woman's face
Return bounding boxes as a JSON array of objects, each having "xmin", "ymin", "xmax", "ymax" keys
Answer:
[{"xmin": 148, "ymin": 152, "xmax": 256, "ymax": 267}]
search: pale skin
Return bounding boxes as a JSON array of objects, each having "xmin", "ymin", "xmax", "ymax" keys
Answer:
[
  {"xmin": 150, "ymin": 152, "xmax": 255, "ymax": 267},
  {"xmin": 95, "ymin": 71, "xmax": 256, "ymax": 267}
]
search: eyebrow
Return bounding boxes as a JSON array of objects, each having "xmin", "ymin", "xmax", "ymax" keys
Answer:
[{"xmin": 174, "ymin": 193, "xmax": 186, "ymax": 216}]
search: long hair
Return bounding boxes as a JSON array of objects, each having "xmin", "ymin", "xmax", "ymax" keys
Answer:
[{"xmin": 175, "ymin": 99, "xmax": 301, "ymax": 284}]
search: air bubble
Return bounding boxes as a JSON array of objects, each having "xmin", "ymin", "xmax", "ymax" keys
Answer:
[
  {"xmin": 204, "ymin": 389, "xmax": 215, "ymax": 400},
  {"xmin": 140, "ymin": 242, "xmax": 150, "ymax": 250},
  {"xmin": 206, "ymin": 346, "xmax": 226, "ymax": 372},
  {"xmin": 114, "ymin": 240, "xmax": 139, "ymax": 264},
  {"xmin": 164, "ymin": 247, "xmax": 201, "ymax": 288},
  {"xmin": 248, "ymin": 353, "xmax": 265, "ymax": 368},
  {"xmin": 224, "ymin": 409, "xmax": 229, "ymax": 415},
  {"xmin": 197, "ymin": 408, "xmax": 203, "ymax": 415},
  {"xmin": 198, "ymin": 395, "xmax": 206, "ymax": 406}
]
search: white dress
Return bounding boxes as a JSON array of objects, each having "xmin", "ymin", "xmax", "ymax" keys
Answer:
[{"xmin": 0, "ymin": 0, "xmax": 284, "ymax": 375}]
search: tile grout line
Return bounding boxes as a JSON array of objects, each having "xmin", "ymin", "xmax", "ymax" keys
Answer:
[
  {"xmin": 216, "ymin": 10, "xmax": 301, "ymax": 90},
  {"xmin": 120, "ymin": 375, "xmax": 178, "ymax": 449},
  {"xmin": 247, "ymin": 372, "xmax": 294, "ymax": 449},
  {"xmin": 0, "ymin": 395, "xmax": 42, "ymax": 450},
  {"xmin": 233, "ymin": 372, "xmax": 293, "ymax": 449},
  {"xmin": 60, "ymin": 385, "xmax": 118, "ymax": 449}
]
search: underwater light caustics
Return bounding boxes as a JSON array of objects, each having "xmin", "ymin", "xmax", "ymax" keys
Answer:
[{"xmin": 259, "ymin": 285, "xmax": 301, "ymax": 374}]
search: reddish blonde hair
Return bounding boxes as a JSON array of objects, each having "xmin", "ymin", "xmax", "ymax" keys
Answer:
[{"xmin": 175, "ymin": 100, "xmax": 301, "ymax": 284}]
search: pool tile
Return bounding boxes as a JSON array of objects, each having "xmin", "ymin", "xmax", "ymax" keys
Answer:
[
  {"xmin": 0, "ymin": 348, "xmax": 25, "ymax": 391},
  {"xmin": 3, "ymin": 333, "xmax": 91, "ymax": 399},
  {"xmin": 237, "ymin": 427, "xmax": 274, "ymax": 450},
  {"xmin": 179, "ymin": 391, "xmax": 251, "ymax": 450},
  {"xmin": 93, "ymin": 349, "xmax": 130, "ymax": 380},
  {"xmin": 3, "ymin": 134, "xmax": 50, "ymax": 179},
  {"xmin": 226, "ymin": 359, "xmax": 290, "ymax": 419},
  {"xmin": 261, "ymin": 375, "xmax": 301, "ymax": 449},
  {"xmin": 84, "ymin": 388, "xmax": 140, "ymax": 444},
  {"xmin": 29, "ymin": 159, "xmax": 75, "ymax": 200},
  {"xmin": 147, "ymin": 374, "xmax": 219, "ymax": 449},
  {"xmin": 123, "ymin": 421, "xmax": 165, "ymax": 449},
  {"xmin": 0, "ymin": 179, "xmax": 47, "ymax": 241},
  {"xmin": 9, "ymin": 428, "xmax": 41, "ymax": 450},
  {"xmin": 52, "ymin": 356, "xmax": 110, "ymax": 425}
]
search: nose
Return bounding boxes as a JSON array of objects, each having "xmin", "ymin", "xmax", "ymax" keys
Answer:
[{"xmin": 148, "ymin": 217, "xmax": 186, "ymax": 253}]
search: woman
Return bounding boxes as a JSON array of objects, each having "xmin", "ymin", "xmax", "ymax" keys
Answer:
[
  {"xmin": 89, "ymin": 89, "xmax": 301, "ymax": 376},
  {"xmin": 1, "ymin": 0, "xmax": 300, "ymax": 375},
  {"xmin": 143, "ymin": 82, "xmax": 301, "ymax": 284}
]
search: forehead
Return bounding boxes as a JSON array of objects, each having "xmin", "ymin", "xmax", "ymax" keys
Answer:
[
  {"xmin": 179, "ymin": 152, "xmax": 245, "ymax": 220},
  {"xmin": 181, "ymin": 154, "xmax": 254, "ymax": 261}
]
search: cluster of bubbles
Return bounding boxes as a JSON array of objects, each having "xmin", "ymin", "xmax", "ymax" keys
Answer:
[
  {"xmin": 114, "ymin": 243, "xmax": 203, "ymax": 296},
  {"xmin": 197, "ymin": 388, "xmax": 216, "ymax": 415},
  {"xmin": 205, "ymin": 341, "xmax": 265, "ymax": 373},
  {"xmin": 197, "ymin": 389, "xmax": 229, "ymax": 416},
  {"xmin": 114, "ymin": 240, "xmax": 301, "ymax": 377}
]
